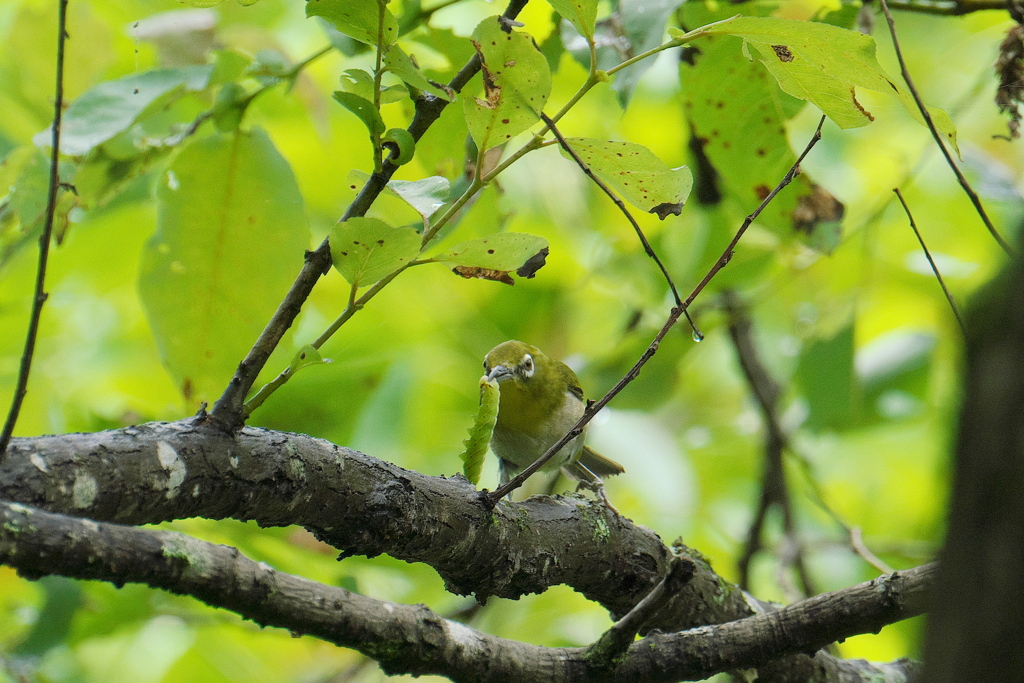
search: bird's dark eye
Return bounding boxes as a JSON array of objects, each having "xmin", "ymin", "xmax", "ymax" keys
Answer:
[{"xmin": 522, "ymin": 354, "xmax": 534, "ymax": 377}]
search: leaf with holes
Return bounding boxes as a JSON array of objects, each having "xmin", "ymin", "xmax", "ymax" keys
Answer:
[
  {"xmin": 460, "ymin": 376, "xmax": 500, "ymax": 485},
  {"xmin": 560, "ymin": 138, "xmax": 692, "ymax": 213},
  {"xmin": 463, "ymin": 17, "xmax": 551, "ymax": 151},
  {"xmin": 330, "ymin": 217, "xmax": 420, "ymax": 288}
]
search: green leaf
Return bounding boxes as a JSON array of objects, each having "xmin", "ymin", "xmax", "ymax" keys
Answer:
[
  {"xmin": 329, "ymin": 217, "xmax": 420, "ymax": 287},
  {"xmin": 139, "ymin": 128, "xmax": 311, "ymax": 405},
  {"xmin": 680, "ymin": 33, "xmax": 815, "ymax": 237},
  {"xmin": 460, "ymin": 376, "xmax": 500, "ymax": 485},
  {"xmin": 694, "ymin": 16, "xmax": 959, "ymax": 149},
  {"xmin": 383, "ymin": 45, "xmax": 452, "ymax": 101},
  {"xmin": 348, "ymin": 171, "xmax": 449, "ymax": 225},
  {"xmin": 306, "ymin": 0, "xmax": 398, "ymax": 47},
  {"xmin": 430, "ymin": 233, "xmax": 549, "ymax": 273},
  {"xmin": 463, "ymin": 17, "xmax": 552, "ymax": 151},
  {"xmin": 332, "ymin": 91, "xmax": 386, "ymax": 137},
  {"xmin": 560, "ymin": 138, "xmax": 692, "ymax": 213},
  {"xmin": 210, "ymin": 49, "xmax": 252, "ymax": 84},
  {"xmin": 546, "ymin": 0, "xmax": 597, "ymax": 41},
  {"xmin": 388, "ymin": 176, "xmax": 449, "ymax": 224},
  {"xmin": 38, "ymin": 66, "xmax": 213, "ymax": 156},
  {"xmin": 339, "ymin": 68, "xmax": 376, "ymax": 100}
]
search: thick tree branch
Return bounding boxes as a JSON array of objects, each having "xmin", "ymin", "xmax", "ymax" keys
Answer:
[
  {"xmin": 0, "ymin": 498, "xmax": 932, "ymax": 682},
  {"xmin": 0, "ymin": 421, "xmax": 736, "ymax": 627}
]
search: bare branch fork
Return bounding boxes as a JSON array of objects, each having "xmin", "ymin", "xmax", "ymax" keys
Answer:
[
  {"xmin": 0, "ymin": 0, "xmax": 70, "ymax": 459},
  {"xmin": 489, "ymin": 116, "xmax": 829, "ymax": 503}
]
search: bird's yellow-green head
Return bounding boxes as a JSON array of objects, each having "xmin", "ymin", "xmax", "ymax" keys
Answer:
[
  {"xmin": 483, "ymin": 340, "xmax": 583, "ymax": 434},
  {"xmin": 481, "ymin": 340, "xmax": 625, "ymax": 485}
]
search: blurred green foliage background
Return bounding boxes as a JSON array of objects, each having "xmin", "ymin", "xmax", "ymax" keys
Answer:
[{"xmin": 1, "ymin": 0, "xmax": 1020, "ymax": 681}]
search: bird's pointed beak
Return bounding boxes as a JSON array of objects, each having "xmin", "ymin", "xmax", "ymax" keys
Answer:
[{"xmin": 485, "ymin": 364, "xmax": 514, "ymax": 383}]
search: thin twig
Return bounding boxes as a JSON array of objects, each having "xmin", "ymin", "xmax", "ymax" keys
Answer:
[
  {"xmin": 208, "ymin": 0, "xmax": 529, "ymax": 429},
  {"xmin": 539, "ymin": 112, "xmax": 701, "ymax": 335},
  {"xmin": 893, "ymin": 188, "xmax": 968, "ymax": 336},
  {"xmin": 0, "ymin": 0, "xmax": 69, "ymax": 458},
  {"xmin": 851, "ymin": 527, "xmax": 895, "ymax": 574},
  {"xmin": 878, "ymin": 0, "xmax": 1014, "ymax": 255},
  {"xmin": 586, "ymin": 556, "xmax": 695, "ymax": 667},
  {"xmin": 487, "ymin": 117, "xmax": 828, "ymax": 504}
]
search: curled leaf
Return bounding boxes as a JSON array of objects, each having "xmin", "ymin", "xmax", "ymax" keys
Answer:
[
  {"xmin": 382, "ymin": 128, "xmax": 415, "ymax": 165},
  {"xmin": 459, "ymin": 376, "xmax": 500, "ymax": 485},
  {"xmin": 515, "ymin": 246, "xmax": 548, "ymax": 278}
]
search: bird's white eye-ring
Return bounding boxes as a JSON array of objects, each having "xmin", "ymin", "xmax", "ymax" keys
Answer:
[{"xmin": 522, "ymin": 354, "xmax": 535, "ymax": 378}]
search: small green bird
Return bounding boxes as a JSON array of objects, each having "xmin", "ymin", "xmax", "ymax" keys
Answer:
[{"xmin": 483, "ymin": 340, "xmax": 625, "ymax": 488}]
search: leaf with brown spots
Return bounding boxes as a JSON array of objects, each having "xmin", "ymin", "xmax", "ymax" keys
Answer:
[
  {"xmin": 558, "ymin": 138, "xmax": 692, "ymax": 213},
  {"xmin": 687, "ymin": 15, "xmax": 959, "ymax": 148},
  {"xmin": 329, "ymin": 217, "xmax": 421, "ymax": 288},
  {"xmin": 463, "ymin": 16, "xmax": 551, "ymax": 151},
  {"xmin": 428, "ymin": 233, "xmax": 549, "ymax": 282}
]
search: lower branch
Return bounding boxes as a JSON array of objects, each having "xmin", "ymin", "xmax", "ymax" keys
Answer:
[{"xmin": 0, "ymin": 500, "xmax": 933, "ymax": 682}]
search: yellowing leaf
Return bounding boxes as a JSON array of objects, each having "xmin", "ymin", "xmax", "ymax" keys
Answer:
[
  {"xmin": 459, "ymin": 376, "xmax": 500, "ymax": 485},
  {"xmin": 560, "ymin": 138, "xmax": 692, "ymax": 213},
  {"xmin": 463, "ymin": 17, "xmax": 551, "ymax": 151},
  {"xmin": 330, "ymin": 217, "xmax": 420, "ymax": 287}
]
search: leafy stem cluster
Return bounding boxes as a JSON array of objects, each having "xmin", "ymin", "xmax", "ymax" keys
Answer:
[{"xmin": 238, "ymin": 5, "xmax": 728, "ymax": 420}]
